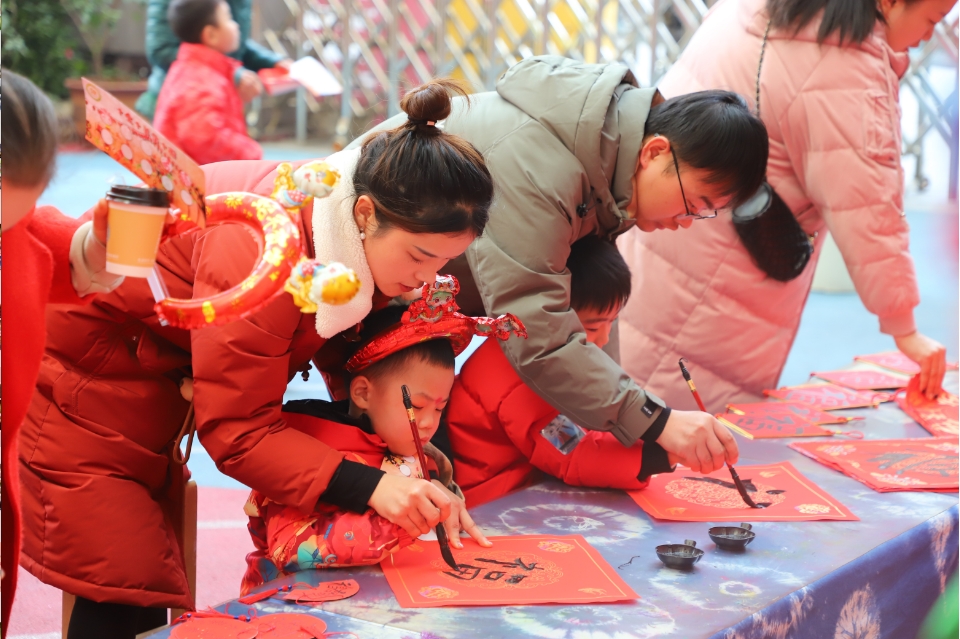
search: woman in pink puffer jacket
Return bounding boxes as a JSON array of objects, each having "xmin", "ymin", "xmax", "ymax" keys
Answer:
[{"xmin": 618, "ymin": 0, "xmax": 953, "ymax": 412}]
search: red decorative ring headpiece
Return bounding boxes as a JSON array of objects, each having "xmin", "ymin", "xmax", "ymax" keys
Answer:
[{"xmin": 345, "ymin": 275, "xmax": 527, "ymax": 373}]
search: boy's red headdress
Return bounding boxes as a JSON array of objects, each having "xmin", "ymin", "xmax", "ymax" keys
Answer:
[{"xmin": 345, "ymin": 275, "xmax": 527, "ymax": 373}]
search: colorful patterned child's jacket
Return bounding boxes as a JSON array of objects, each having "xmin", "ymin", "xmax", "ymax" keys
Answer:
[{"xmin": 241, "ymin": 405, "xmax": 437, "ymax": 595}]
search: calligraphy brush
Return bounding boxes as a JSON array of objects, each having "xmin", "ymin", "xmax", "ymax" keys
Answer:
[
  {"xmin": 401, "ymin": 385, "xmax": 460, "ymax": 570},
  {"xmin": 677, "ymin": 359, "xmax": 767, "ymax": 509}
]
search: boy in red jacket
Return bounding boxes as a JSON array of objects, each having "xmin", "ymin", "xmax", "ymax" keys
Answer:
[
  {"xmin": 241, "ymin": 278, "xmax": 526, "ymax": 594},
  {"xmin": 154, "ymin": 0, "xmax": 262, "ymax": 165},
  {"xmin": 447, "ymin": 236, "xmax": 678, "ymax": 506}
]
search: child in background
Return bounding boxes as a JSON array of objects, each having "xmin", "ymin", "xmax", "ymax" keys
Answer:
[
  {"xmin": 153, "ymin": 0, "xmax": 263, "ymax": 165},
  {"xmin": 241, "ymin": 278, "xmax": 526, "ymax": 595},
  {"xmin": 447, "ymin": 236, "xmax": 678, "ymax": 507},
  {"xmin": 1, "ymin": 70, "xmax": 125, "ymax": 636}
]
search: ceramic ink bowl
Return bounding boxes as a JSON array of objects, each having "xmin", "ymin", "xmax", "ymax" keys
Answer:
[
  {"xmin": 708, "ymin": 523, "xmax": 756, "ymax": 550},
  {"xmin": 655, "ymin": 539, "xmax": 704, "ymax": 569}
]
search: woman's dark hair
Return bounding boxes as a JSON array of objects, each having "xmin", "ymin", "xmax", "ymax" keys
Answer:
[
  {"xmin": 767, "ymin": 0, "xmax": 916, "ymax": 45},
  {"xmin": 348, "ymin": 307, "xmax": 455, "ymax": 382},
  {"xmin": 354, "ymin": 79, "xmax": 494, "ymax": 237},
  {"xmin": 568, "ymin": 236, "xmax": 631, "ymax": 314},
  {"xmin": 168, "ymin": 0, "xmax": 223, "ymax": 44},
  {"xmin": 645, "ymin": 90, "xmax": 768, "ymax": 209},
  {"xmin": 2, "ymin": 69, "xmax": 59, "ymax": 187}
]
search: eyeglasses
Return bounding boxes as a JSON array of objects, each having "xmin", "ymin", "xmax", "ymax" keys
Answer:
[{"xmin": 671, "ymin": 149, "xmax": 718, "ymax": 220}]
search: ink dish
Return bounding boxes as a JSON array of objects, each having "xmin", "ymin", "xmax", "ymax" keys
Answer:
[
  {"xmin": 656, "ymin": 540, "xmax": 704, "ymax": 569},
  {"xmin": 708, "ymin": 523, "xmax": 756, "ymax": 551}
]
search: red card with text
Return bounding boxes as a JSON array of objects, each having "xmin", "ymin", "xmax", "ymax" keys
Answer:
[
  {"xmin": 628, "ymin": 462, "xmax": 858, "ymax": 522},
  {"xmin": 812, "ymin": 369, "xmax": 910, "ymax": 390},
  {"xmin": 765, "ymin": 383, "xmax": 889, "ymax": 410},
  {"xmin": 855, "ymin": 352, "xmax": 958, "ymax": 375},
  {"xmin": 896, "ymin": 375, "xmax": 959, "ymax": 437},
  {"xmin": 380, "ymin": 535, "xmax": 637, "ymax": 608},
  {"xmin": 726, "ymin": 401, "xmax": 857, "ymax": 425},
  {"xmin": 790, "ymin": 438, "xmax": 959, "ymax": 492},
  {"xmin": 717, "ymin": 411, "xmax": 833, "ymax": 439}
]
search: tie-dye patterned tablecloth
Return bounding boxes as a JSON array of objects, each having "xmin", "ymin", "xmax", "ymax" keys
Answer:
[{"xmin": 147, "ymin": 378, "xmax": 958, "ymax": 639}]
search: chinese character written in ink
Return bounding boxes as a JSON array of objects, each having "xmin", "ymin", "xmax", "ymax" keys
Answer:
[{"xmin": 444, "ymin": 557, "xmax": 544, "ymax": 584}]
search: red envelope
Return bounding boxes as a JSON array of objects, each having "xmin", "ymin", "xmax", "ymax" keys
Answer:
[
  {"xmin": 628, "ymin": 462, "xmax": 858, "ymax": 522},
  {"xmin": 812, "ymin": 369, "xmax": 910, "ymax": 390},
  {"xmin": 790, "ymin": 438, "xmax": 959, "ymax": 492},
  {"xmin": 765, "ymin": 383, "xmax": 889, "ymax": 410},
  {"xmin": 380, "ymin": 535, "xmax": 637, "ymax": 608},
  {"xmin": 896, "ymin": 375, "xmax": 959, "ymax": 437},
  {"xmin": 717, "ymin": 411, "xmax": 833, "ymax": 439},
  {"xmin": 726, "ymin": 401, "xmax": 856, "ymax": 425},
  {"xmin": 855, "ymin": 352, "xmax": 959, "ymax": 375}
]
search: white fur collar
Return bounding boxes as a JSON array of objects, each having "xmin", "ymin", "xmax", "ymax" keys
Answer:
[{"xmin": 311, "ymin": 148, "xmax": 374, "ymax": 338}]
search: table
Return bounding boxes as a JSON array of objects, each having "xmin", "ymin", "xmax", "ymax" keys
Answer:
[{"xmin": 146, "ymin": 376, "xmax": 958, "ymax": 639}]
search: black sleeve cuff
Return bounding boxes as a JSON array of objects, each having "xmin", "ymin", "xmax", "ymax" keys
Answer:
[
  {"xmin": 318, "ymin": 460, "xmax": 386, "ymax": 514},
  {"xmin": 640, "ymin": 406, "xmax": 671, "ymax": 444},
  {"xmin": 638, "ymin": 441, "xmax": 675, "ymax": 481}
]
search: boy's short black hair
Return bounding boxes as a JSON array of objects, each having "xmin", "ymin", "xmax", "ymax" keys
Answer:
[
  {"xmin": 347, "ymin": 306, "xmax": 455, "ymax": 382},
  {"xmin": 568, "ymin": 235, "xmax": 631, "ymax": 314},
  {"xmin": 168, "ymin": 0, "xmax": 224, "ymax": 44},
  {"xmin": 644, "ymin": 90, "xmax": 768, "ymax": 210}
]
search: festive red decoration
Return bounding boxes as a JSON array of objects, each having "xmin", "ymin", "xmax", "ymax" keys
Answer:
[
  {"xmin": 812, "ymin": 369, "xmax": 910, "ymax": 390},
  {"xmin": 854, "ymin": 351, "xmax": 959, "ymax": 375},
  {"xmin": 764, "ymin": 383, "xmax": 890, "ymax": 410},
  {"xmin": 278, "ymin": 580, "xmax": 361, "ymax": 604},
  {"xmin": 380, "ymin": 536, "xmax": 637, "ymax": 608},
  {"xmin": 628, "ymin": 462, "xmax": 858, "ymax": 522},
  {"xmin": 255, "ymin": 613, "xmax": 331, "ymax": 638},
  {"xmin": 896, "ymin": 375, "xmax": 959, "ymax": 437},
  {"xmin": 716, "ymin": 411, "xmax": 833, "ymax": 439},
  {"xmin": 726, "ymin": 401, "xmax": 858, "ymax": 425},
  {"xmin": 790, "ymin": 438, "xmax": 959, "ymax": 492},
  {"xmin": 154, "ymin": 192, "xmax": 302, "ymax": 329},
  {"xmin": 345, "ymin": 275, "xmax": 527, "ymax": 372}
]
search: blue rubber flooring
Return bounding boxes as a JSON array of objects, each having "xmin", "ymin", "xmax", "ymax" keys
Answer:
[{"xmin": 38, "ymin": 148, "xmax": 959, "ymax": 489}]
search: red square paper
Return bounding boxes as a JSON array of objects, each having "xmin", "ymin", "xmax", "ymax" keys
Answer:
[
  {"xmin": 855, "ymin": 352, "xmax": 959, "ymax": 375},
  {"xmin": 765, "ymin": 383, "xmax": 889, "ymax": 410},
  {"xmin": 896, "ymin": 375, "xmax": 959, "ymax": 437},
  {"xmin": 812, "ymin": 370, "xmax": 909, "ymax": 390},
  {"xmin": 726, "ymin": 401, "xmax": 856, "ymax": 425},
  {"xmin": 790, "ymin": 438, "xmax": 959, "ymax": 492},
  {"xmin": 628, "ymin": 462, "xmax": 858, "ymax": 522},
  {"xmin": 717, "ymin": 411, "xmax": 833, "ymax": 439},
  {"xmin": 380, "ymin": 535, "xmax": 637, "ymax": 608}
]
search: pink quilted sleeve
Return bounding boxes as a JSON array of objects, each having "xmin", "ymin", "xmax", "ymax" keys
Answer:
[{"xmin": 781, "ymin": 48, "xmax": 918, "ymax": 336}]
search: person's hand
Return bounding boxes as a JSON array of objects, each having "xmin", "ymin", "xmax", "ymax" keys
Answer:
[
  {"xmin": 656, "ymin": 410, "xmax": 738, "ymax": 474},
  {"xmin": 275, "ymin": 59, "xmax": 294, "ymax": 71},
  {"xmin": 895, "ymin": 331, "xmax": 947, "ymax": 399},
  {"xmin": 237, "ymin": 69, "xmax": 264, "ymax": 103},
  {"xmin": 367, "ymin": 473, "xmax": 452, "ymax": 539},
  {"xmin": 432, "ymin": 480, "xmax": 492, "ymax": 549},
  {"xmin": 92, "ymin": 198, "xmax": 109, "ymax": 245}
]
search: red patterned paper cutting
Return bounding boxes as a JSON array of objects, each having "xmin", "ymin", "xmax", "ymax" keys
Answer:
[
  {"xmin": 812, "ymin": 369, "xmax": 909, "ymax": 390},
  {"xmin": 765, "ymin": 383, "xmax": 889, "ymax": 410},
  {"xmin": 896, "ymin": 375, "xmax": 959, "ymax": 437},
  {"xmin": 380, "ymin": 535, "xmax": 637, "ymax": 608},
  {"xmin": 790, "ymin": 438, "xmax": 959, "ymax": 492},
  {"xmin": 628, "ymin": 462, "xmax": 858, "ymax": 522},
  {"xmin": 717, "ymin": 411, "xmax": 833, "ymax": 439},
  {"xmin": 855, "ymin": 352, "xmax": 958, "ymax": 375},
  {"xmin": 726, "ymin": 401, "xmax": 857, "ymax": 425}
]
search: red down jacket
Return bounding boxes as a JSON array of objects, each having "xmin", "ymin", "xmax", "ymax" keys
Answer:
[{"xmin": 447, "ymin": 339, "xmax": 652, "ymax": 507}]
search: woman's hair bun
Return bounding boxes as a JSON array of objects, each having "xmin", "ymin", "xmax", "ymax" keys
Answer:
[{"xmin": 400, "ymin": 78, "xmax": 468, "ymax": 125}]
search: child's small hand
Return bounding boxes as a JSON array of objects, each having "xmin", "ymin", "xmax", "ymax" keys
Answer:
[
  {"xmin": 237, "ymin": 70, "xmax": 264, "ymax": 102},
  {"xmin": 432, "ymin": 480, "xmax": 492, "ymax": 549}
]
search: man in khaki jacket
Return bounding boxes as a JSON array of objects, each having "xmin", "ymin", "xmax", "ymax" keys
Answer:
[{"xmin": 350, "ymin": 56, "xmax": 768, "ymax": 474}]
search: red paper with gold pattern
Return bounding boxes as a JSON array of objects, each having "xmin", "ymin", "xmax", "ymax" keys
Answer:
[
  {"xmin": 717, "ymin": 411, "xmax": 833, "ymax": 439},
  {"xmin": 380, "ymin": 535, "xmax": 637, "ymax": 608},
  {"xmin": 812, "ymin": 369, "xmax": 910, "ymax": 390},
  {"xmin": 765, "ymin": 383, "xmax": 889, "ymax": 410},
  {"xmin": 726, "ymin": 401, "xmax": 856, "ymax": 425},
  {"xmin": 896, "ymin": 375, "xmax": 959, "ymax": 437},
  {"xmin": 790, "ymin": 438, "xmax": 958, "ymax": 492},
  {"xmin": 628, "ymin": 462, "xmax": 858, "ymax": 522},
  {"xmin": 154, "ymin": 192, "xmax": 302, "ymax": 329},
  {"xmin": 854, "ymin": 351, "xmax": 959, "ymax": 375}
]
